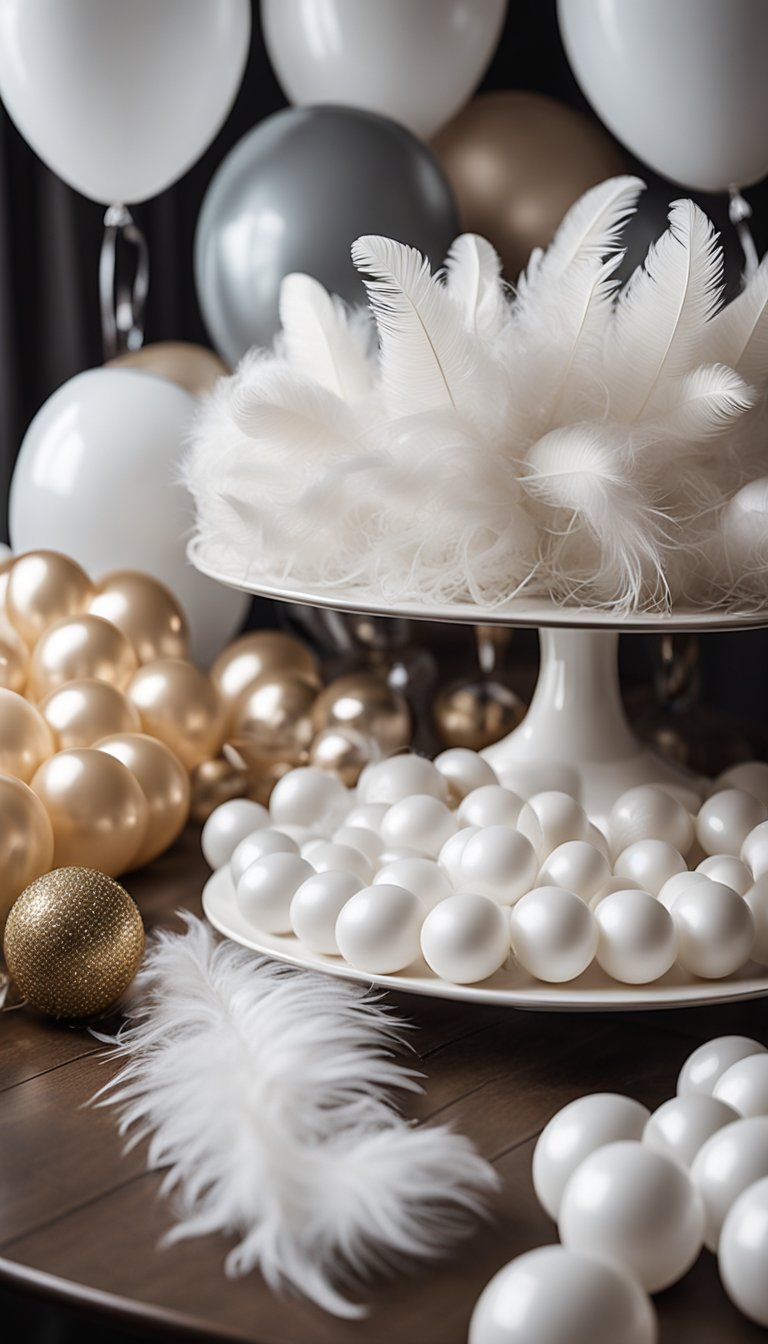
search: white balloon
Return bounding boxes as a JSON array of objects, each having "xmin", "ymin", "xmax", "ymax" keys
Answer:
[
  {"xmin": 269, "ymin": 767, "xmax": 349, "ymax": 833},
  {"xmin": 421, "ymin": 892, "xmax": 510, "ymax": 984},
  {"xmin": 516, "ymin": 790, "xmax": 589, "ymax": 859},
  {"xmin": 558, "ymin": 1140, "xmax": 705, "ymax": 1292},
  {"xmin": 716, "ymin": 761, "xmax": 768, "ymax": 807},
  {"xmin": 510, "ymin": 886, "xmax": 597, "ymax": 983},
  {"xmin": 742, "ymin": 821, "xmax": 768, "ymax": 880},
  {"xmin": 0, "ymin": 0, "xmax": 250, "ymax": 203},
  {"xmin": 697, "ymin": 789, "xmax": 768, "ymax": 858},
  {"xmin": 696, "ymin": 854, "xmax": 753, "ymax": 896},
  {"xmin": 289, "ymin": 869, "xmax": 361, "ymax": 954},
  {"xmin": 533, "ymin": 1092, "xmax": 650, "ymax": 1221},
  {"xmin": 691, "ymin": 1117, "xmax": 768, "ymax": 1250},
  {"xmin": 608, "ymin": 784, "xmax": 693, "ymax": 858},
  {"xmin": 537, "ymin": 840, "xmax": 610, "ymax": 901},
  {"xmin": 357, "ymin": 754, "xmax": 448, "ymax": 806},
  {"xmin": 235, "ymin": 852, "xmax": 314, "ymax": 934},
  {"xmin": 714, "ymin": 1054, "xmax": 768, "ymax": 1118},
  {"xmin": 595, "ymin": 889, "xmax": 678, "ymax": 985},
  {"xmin": 380, "ymin": 794, "xmax": 457, "ymax": 858},
  {"xmin": 613, "ymin": 839, "xmax": 686, "ymax": 896},
  {"xmin": 9, "ymin": 369, "xmax": 248, "ymax": 665},
  {"xmin": 374, "ymin": 858, "xmax": 452, "ymax": 911},
  {"xmin": 557, "ymin": 0, "xmax": 768, "ymax": 191},
  {"xmin": 335, "ymin": 883, "xmax": 423, "ymax": 974},
  {"xmin": 433, "ymin": 747, "xmax": 498, "ymax": 802},
  {"xmin": 719, "ymin": 1177, "xmax": 768, "ymax": 1327},
  {"xmin": 468, "ymin": 1245, "xmax": 657, "ymax": 1344},
  {"xmin": 230, "ymin": 828, "xmax": 298, "ymax": 886},
  {"xmin": 457, "ymin": 784, "xmax": 523, "ymax": 829},
  {"xmin": 643, "ymin": 1095, "xmax": 739, "ymax": 1168},
  {"xmin": 678, "ymin": 1036, "xmax": 767, "ymax": 1098},
  {"xmin": 745, "ymin": 876, "xmax": 768, "ymax": 964},
  {"xmin": 673, "ymin": 879, "xmax": 755, "ymax": 979},
  {"xmin": 262, "ymin": 0, "xmax": 506, "ymax": 141},
  {"xmin": 459, "ymin": 826, "xmax": 538, "ymax": 905},
  {"xmin": 200, "ymin": 798, "xmax": 269, "ymax": 870}
]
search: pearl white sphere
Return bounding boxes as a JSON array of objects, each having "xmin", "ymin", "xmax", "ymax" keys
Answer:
[
  {"xmin": 301, "ymin": 840, "xmax": 373, "ymax": 885},
  {"xmin": 714, "ymin": 1053, "xmax": 768, "ymax": 1118},
  {"xmin": 332, "ymin": 824, "xmax": 384, "ymax": 864},
  {"xmin": 377, "ymin": 845, "xmax": 429, "ymax": 865},
  {"xmin": 433, "ymin": 747, "xmax": 497, "ymax": 802},
  {"xmin": 277, "ymin": 824, "xmax": 320, "ymax": 847},
  {"xmin": 717, "ymin": 761, "xmax": 768, "ymax": 807},
  {"xmin": 643, "ymin": 1094, "xmax": 739, "ymax": 1168},
  {"xmin": 201, "ymin": 798, "xmax": 269, "ymax": 869},
  {"xmin": 589, "ymin": 875, "xmax": 642, "ymax": 909},
  {"xmin": 595, "ymin": 889, "xmax": 678, "ymax": 984},
  {"xmin": 658, "ymin": 869, "xmax": 709, "ymax": 911},
  {"xmin": 510, "ymin": 886, "xmax": 597, "ymax": 983},
  {"xmin": 344, "ymin": 802, "xmax": 390, "ymax": 833},
  {"xmin": 374, "ymin": 857, "xmax": 452, "ymax": 910},
  {"xmin": 696, "ymin": 853, "xmax": 753, "ymax": 895},
  {"xmin": 289, "ymin": 869, "xmax": 361, "ymax": 954},
  {"xmin": 742, "ymin": 820, "xmax": 768, "ymax": 880},
  {"xmin": 585, "ymin": 822, "xmax": 610, "ymax": 858},
  {"xmin": 468, "ymin": 1245, "xmax": 657, "ymax": 1344},
  {"xmin": 235, "ymin": 852, "xmax": 315, "ymax": 934},
  {"xmin": 609, "ymin": 784, "xmax": 694, "ymax": 858},
  {"xmin": 697, "ymin": 788, "xmax": 768, "ymax": 857},
  {"xmin": 745, "ymin": 876, "xmax": 768, "ymax": 964},
  {"xmin": 230, "ymin": 828, "xmax": 298, "ymax": 885},
  {"xmin": 516, "ymin": 791, "xmax": 589, "ymax": 860},
  {"xmin": 613, "ymin": 839, "xmax": 686, "ymax": 895},
  {"xmin": 420, "ymin": 893, "xmax": 510, "ymax": 984},
  {"xmin": 719, "ymin": 1177, "xmax": 768, "ymax": 1327},
  {"xmin": 673, "ymin": 880, "xmax": 754, "ymax": 978},
  {"xmin": 690, "ymin": 1116, "xmax": 768, "ymax": 1250},
  {"xmin": 269, "ymin": 767, "xmax": 349, "ymax": 832},
  {"xmin": 533, "ymin": 1092, "xmax": 650, "ymax": 1220},
  {"xmin": 459, "ymin": 826, "xmax": 538, "ymax": 905},
  {"xmin": 558, "ymin": 1140, "xmax": 705, "ymax": 1292},
  {"xmin": 678, "ymin": 1035, "xmax": 766, "ymax": 1097},
  {"xmin": 379, "ymin": 793, "xmax": 457, "ymax": 858},
  {"xmin": 537, "ymin": 841, "xmax": 611, "ymax": 901},
  {"xmin": 357, "ymin": 754, "xmax": 448, "ymax": 806},
  {"xmin": 457, "ymin": 784, "xmax": 523, "ymax": 829},
  {"xmin": 438, "ymin": 825, "xmax": 479, "ymax": 885},
  {"xmin": 335, "ymin": 883, "xmax": 423, "ymax": 974}
]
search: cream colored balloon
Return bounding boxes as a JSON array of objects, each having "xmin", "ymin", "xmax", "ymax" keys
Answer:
[
  {"xmin": 212, "ymin": 630, "xmax": 320, "ymax": 712},
  {"xmin": 28, "ymin": 614, "xmax": 138, "ymax": 700},
  {"xmin": 189, "ymin": 755, "xmax": 250, "ymax": 823},
  {"xmin": 0, "ymin": 618, "xmax": 29, "ymax": 693},
  {"xmin": 90, "ymin": 569, "xmax": 189, "ymax": 664},
  {"xmin": 0, "ymin": 773, "xmax": 55, "ymax": 934},
  {"xmin": 230, "ymin": 670, "xmax": 318, "ymax": 767},
  {"xmin": 31, "ymin": 748, "xmax": 148, "ymax": 876},
  {"xmin": 106, "ymin": 341, "xmax": 230, "ymax": 398},
  {"xmin": 311, "ymin": 673, "xmax": 411, "ymax": 755},
  {"xmin": 96, "ymin": 732, "xmax": 190, "ymax": 868},
  {"xmin": 5, "ymin": 550, "xmax": 94, "ymax": 647},
  {"xmin": 40, "ymin": 679, "xmax": 141, "ymax": 750},
  {"xmin": 127, "ymin": 659, "xmax": 226, "ymax": 770},
  {"xmin": 0, "ymin": 688, "xmax": 54, "ymax": 782}
]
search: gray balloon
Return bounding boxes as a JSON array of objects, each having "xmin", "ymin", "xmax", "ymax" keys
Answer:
[{"xmin": 195, "ymin": 104, "xmax": 459, "ymax": 364}]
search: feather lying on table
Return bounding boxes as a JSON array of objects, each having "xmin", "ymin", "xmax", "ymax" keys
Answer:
[{"xmin": 95, "ymin": 916, "xmax": 498, "ymax": 1319}]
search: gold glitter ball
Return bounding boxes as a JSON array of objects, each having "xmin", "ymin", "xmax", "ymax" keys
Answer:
[{"xmin": 3, "ymin": 867, "xmax": 144, "ymax": 1019}]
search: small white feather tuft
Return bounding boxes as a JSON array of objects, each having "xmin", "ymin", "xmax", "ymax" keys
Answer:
[{"xmin": 278, "ymin": 272, "xmax": 374, "ymax": 403}]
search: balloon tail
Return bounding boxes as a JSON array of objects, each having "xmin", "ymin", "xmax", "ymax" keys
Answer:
[
  {"xmin": 100, "ymin": 204, "xmax": 149, "ymax": 359},
  {"xmin": 729, "ymin": 186, "xmax": 759, "ymax": 284}
]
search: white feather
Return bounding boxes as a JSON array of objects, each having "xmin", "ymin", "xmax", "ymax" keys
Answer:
[
  {"xmin": 517, "ymin": 175, "xmax": 644, "ymax": 294},
  {"xmin": 643, "ymin": 364, "xmax": 755, "ymax": 441},
  {"xmin": 444, "ymin": 233, "xmax": 507, "ymax": 339},
  {"xmin": 279, "ymin": 273, "xmax": 374, "ymax": 403},
  {"xmin": 703, "ymin": 256, "xmax": 768, "ymax": 386}
]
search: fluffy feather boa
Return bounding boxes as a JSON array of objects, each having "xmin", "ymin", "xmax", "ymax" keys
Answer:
[{"xmin": 96, "ymin": 916, "xmax": 497, "ymax": 1317}]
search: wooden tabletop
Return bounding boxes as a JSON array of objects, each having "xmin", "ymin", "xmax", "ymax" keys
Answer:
[{"xmin": 2, "ymin": 829, "xmax": 768, "ymax": 1344}]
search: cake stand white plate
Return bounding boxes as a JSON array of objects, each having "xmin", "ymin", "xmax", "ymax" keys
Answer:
[{"xmin": 203, "ymin": 866, "xmax": 768, "ymax": 1012}]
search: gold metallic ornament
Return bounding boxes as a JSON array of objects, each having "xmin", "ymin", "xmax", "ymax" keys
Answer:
[
  {"xmin": 212, "ymin": 631, "xmax": 320, "ymax": 717},
  {"xmin": 89, "ymin": 570, "xmax": 189, "ymax": 664},
  {"xmin": 0, "ymin": 617, "xmax": 28, "ymax": 693},
  {"xmin": 5, "ymin": 551, "xmax": 95, "ymax": 648},
  {"xmin": 3, "ymin": 867, "xmax": 144, "ymax": 1019},
  {"xmin": 106, "ymin": 341, "xmax": 229, "ymax": 398},
  {"xmin": 127, "ymin": 659, "xmax": 226, "ymax": 770},
  {"xmin": 311, "ymin": 673, "xmax": 411, "ymax": 756},
  {"xmin": 28, "ymin": 614, "xmax": 139, "ymax": 700},
  {"xmin": 433, "ymin": 679, "xmax": 525, "ymax": 751},
  {"xmin": 308, "ymin": 725, "xmax": 377, "ymax": 787},
  {"xmin": 0, "ymin": 688, "xmax": 54, "ymax": 782},
  {"xmin": 229, "ymin": 671, "xmax": 318, "ymax": 767},
  {"xmin": 31, "ymin": 748, "xmax": 148, "ymax": 876},
  {"xmin": 189, "ymin": 755, "xmax": 250, "ymax": 824},
  {"xmin": 40, "ymin": 678, "xmax": 141, "ymax": 750},
  {"xmin": 0, "ymin": 775, "xmax": 54, "ymax": 935},
  {"xmin": 96, "ymin": 732, "xmax": 190, "ymax": 868}
]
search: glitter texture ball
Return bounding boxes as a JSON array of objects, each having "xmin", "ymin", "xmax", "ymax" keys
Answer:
[{"xmin": 3, "ymin": 867, "xmax": 144, "ymax": 1019}]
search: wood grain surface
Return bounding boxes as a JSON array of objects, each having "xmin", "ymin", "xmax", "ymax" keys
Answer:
[{"xmin": 2, "ymin": 828, "xmax": 767, "ymax": 1343}]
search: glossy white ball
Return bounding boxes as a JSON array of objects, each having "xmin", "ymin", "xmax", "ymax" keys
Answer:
[
  {"xmin": 433, "ymin": 747, "xmax": 497, "ymax": 801},
  {"xmin": 658, "ymin": 868, "xmax": 709, "ymax": 911},
  {"xmin": 289, "ymin": 869, "xmax": 362, "ymax": 954},
  {"xmin": 201, "ymin": 798, "xmax": 269, "ymax": 869},
  {"xmin": 742, "ymin": 820, "xmax": 768, "ymax": 880},
  {"xmin": 334, "ymin": 883, "xmax": 423, "ymax": 974},
  {"xmin": 673, "ymin": 880, "xmax": 754, "ymax": 978},
  {"xmin": 613, "ymin": 839, "xmax": 686, "ymax": 896},
  {"xmin": 457, "ymin": 784, "xmax": 523, "ymax": 829},
  {"xmin": 379, "ymin": 793, "xmax": 457, "ymax": 858},
  {"xmin": 344, "ymin": 801, "xmax": 390, "ymax": 833},
  {"xmin": 420, "ymin": 892, "xmax": 510, "ymax": 984},
  {"xmin": 301, "ymin": 840, "xmax": 372, "ymax": 884},
  {"xmin": 459, "ymin": 826, "xmax": 538, "ymax": 905},
  {"xmin": 696, "ymin": 853, "xmax": 753, "ymax": 895},
  {"xmin": 609, "ymin": 784, "xmax": 693, "ymax": 858},
  {"xmin": 374, "ymin": 857, "xmax": 452, "ymax": 910},
  {"xmin": 230, "ymin": 828, "xmax": 298, "ymax": 885},
  {"xmin": 437, "ymin": 825, "xmax": 479, "ymax": 885},
  {"xmin": 537, "ymin": 841, "xmax": 611, "ymax": 901},
  {"xmin": 533, "ymin": 1092, "xmax": 650, "ymax": 1221},
  {"xmin": 745, "ymin": 876, "xmax": 768, "ymax": 964},
  {"xmin": 595, "ymin": 889, "xmax": 678, "ymax": 984},
  {"xmin": 677, "ymin": 1035, "xmax": 767, "ymax": 1097},
  {"xmin": 589, "ymin": 874, "xmax": 642, "ymax": 909},
  {"xmin": 516, "ymin": 791, "xmax": 589, "ymax": 860},
  {"xmin": 717, "ymin": 761, "xmax": 768, "ymax": 807},
  {"xmin": 235, "ymin": 852, "xmax": 314, "ymax": 934},
  {"xmin": 332, "ymin": 824, "xmax": 384, "ymax": 864},
  {"xmin": 643, "ymin": 1094, "xmax": 738, "ymax": 1168},
  {"xmin": 719, "ymin": 1177, "xmax": 768, "ymax": 1327},
  {"xmin": 357, "ymin": 754, "xmax": 448, "ymax": 805},
  {"xmin": 714, "ymin": 1053, "xmax": 768, "ymax": 1118},
  {"xmin": 510, "ymin": 886, "xmax": 597, "ymax": 983},
  {"xmin": 690, "ymin": 1116, "xmax": 768, "ymax": 1250},
  {"xmin": 269, "ymin": 766, "xmax": 349, "ymax": 832},
  {"xmin": 696, "ymin": 788, "xmax": 768, "ymax": 857}
]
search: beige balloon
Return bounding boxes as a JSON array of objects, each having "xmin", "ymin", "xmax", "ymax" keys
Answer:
[
  {"xmin": 106, "ymin": 341, "xmax": 230, "ymax": 398},
  {"xmin": 31, "ymin": 748, "xmax": 148, "ymax": 876},
  {"xmin": 0, "ymin": 688, "xmax": 54, "ymax": 781},
  {"xmin": 127, "ymin": 659, "xmax": 226, "ymax": 770},
  {"xmin": 433, "ymin": 678, "xmax": 525, "ymax": 750},
  {"xmin": 212, "ymin": 630, "xmax": 320, "ymax": 715},
  {"xmin": 28, "ymin": 614, "xmax": 138, "ymax": 700},
  {"xmin": 90, "ymin": 569, "xmax": 190, "ymax": 664},
  {"xmin": 40, "ymin": 679, "xmax": 141, "ymax": 750},
  {"xmin": 96, "ymin": 732, "xmax": 190, "ymax": 868},
  {"xmin": 189, "ymin": 755, "xmax": 250, "ymax": 824},
  {"xmin": 229, "ymin": 671, "xmax": 318, "ymax": 767},
  {"xmin": 0, "ymin": 774, "xmax": 55, "ymax": 935},
  {"xmin": 0, "ymin": 620, "xmax": 29, "ymax": 694},
  {"xmin": 5, "ymin": 550, "xmax": 95, "ymax": 648},
  {"xmin": 309, "ymin": 725, "xmax": 376, "ymax": 787},
  {"xmin": 311, "ymin": 673, "xmax": 411, "ymax": 755}
]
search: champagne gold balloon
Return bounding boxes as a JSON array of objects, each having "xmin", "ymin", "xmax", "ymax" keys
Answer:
[
  {"xmin": 31, "ymin": 748, "xmax": 148, "ymax": 876},
  {"xmin": 3, "ymin": 868, "xmax": 144, "ymax": 1019},
  {"xmin": 127, "ymin": 659, "xmax": 226, "ymax": 770},
  {"xmin": 229, "ymin": 671, "xmax": 318, "ymax": 767},
  {"xmin": 96, "ymin": 733, "xmax": 190, "ymax": 868},
  {"xmin": 0, "ymin": 774, "xmax": 54, "ymax": 934},
  {"xmin": 40, "ymin": 679, "xmax": 141, "ymax": 750},
  {"xmin": 28, "ymin": 614, "xmax": 139, "ymax": 700},
  {"xmin": 106, "ymin": 341, "xmax": 229, "ymax": 398},
  {"xmin": 0, "ymin": 618, "xmax": 29, "ymax": 693},
  {"xmin": 433, "ymin": 679, "xmax": 525, "ymax": 750},
  {"xmin": 311, "ymin": 673, "xmax": 411, "ymax": 755},
  {"xmin": 212, "ymin": 631, "xmax": 320, "ymax": 715},
  {"xmin": 0, "ymin": 689, "xmax": 54, "ymax": 782},
  {"xmin": 6, "ymin": 550, "xmax": 95, "ymax": 648},
  {"xmin": 309, "ymin": 726, "xmax": 377, "ymax": 787},
  {"xmin": 90, "ymin": 570, "xmax": 189, "ymax": 664},
  {"xmin": 189, "ymin": 755, "xmax": 250, "ymax": 824},
  {"xmin": 245, "ymin": 756, "xmax": 293, "ymax": 808},
  {"xmin": 432, "ymin": 91, "xmax": 626, "ymax": 279}
]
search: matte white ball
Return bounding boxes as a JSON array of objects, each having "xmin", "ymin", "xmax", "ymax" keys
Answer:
[
  {"xmin": 510, "ymin": 886, "xmax": 597, "ymax": 983},
  {"xmin": 457, "ymin": 784, "xmax": 523, "ymax": 829},
  {"xmin": 459, "ymin": 826, "xmax": 538, "ymax": 905},
  {"xmin": 719, "ymin": 1176, "xmax": 768, "ymax": 1327},
  {"xmin": 344, "ymin": 802, "xmax": 390, "ymax": 833},
  {"xmin": 745, "ymin": 876, "xmax": 768, "ymax": 964},
  {"xmin": 533, "ymin": 1092, "xmax": 650, "ymax": 1221},
  {"xmin": 609, "ymin": 784, "xmax": 694, "ymax": 858},
  {"xmin": 375, "ymin": 858, "xmax": 452, "ymax": 910},
  {"xmin": 643, "ymin": 1095, "xmax": 739, "ymax": 1168},
  {"xmin": 595, "ymin": 889, "xmax": 678, "ymax": 984},
  {"xmin": 673, "ymin": 880, "xmax": 755, "ymax": 978},
  {"xmin": 421, "ymin": 893, "xmax": 510, "ymax": 984},
  {"xmin": 380, "ymin": 793, "xmax": 457, "ymax": 858},
  {"xmin": 714, "ymin": 1053, "xmax": 768, "ymax": 1118},
  {"xmin": 558, "ymin": 1140, "xmax": 705, "ymax": 1292},
  {"xmin": 678, "ymin": 1035, "xmax": 767, "ymax": 1097},
  {"xmin": 537, "ymin": 841, "xmax": 611, "ymax": 901},
  {"xmin": 433, "ymin": 747, "xmax": 497, "ymax": 802},
  {"xmin": 717, "ymin": 761, "xmax": 768, "ymax": 807},
  {"xmin": 658, "ymin": 869, "xmax": 708, "ymax": 911},
  {"xmin": 269, "ymin": 766, "xmax": 349, "ymax": 832},
  {"xmin": 696, "ymin": 853, "xmax": 753, "ymax": 895},
  {"xmin": 289, "ymin": 869, "xmax": 362, "ymax": 954},
  {"xmin": 230, "ymin": 828, "xmax": 298, "ymax": 885},
  {"xmin": 235, "ymin": 852, "xmax": 314, "ymax": 934},
  {"xmin": 201, "ymin": 798, "xmax": 269, "ymax": 869},
  {"xmin": 335, "ymin": 883, "xmax": 423, "ymax": 974},
  {"xmin": 468, "ymin": 1245, "xmax": 657, "ymax": 1344},
  {"xmin": 697, "ymin": 788, "xmax": 768, "ymax": 857},
  {"xmin": 742, "ymin": 820, "xmax": 768, "ymax": 880},
  {"xmin": 690, "ymin": 1117, "xmax": 768, "ymax": 1250},
  {"xmin": 613, "ymin": 839, "xmax": 686, "ymax": 896},
  {"xmin": 357, "ymin": 754, "xmax": 448, "ymax": 806},
  {"xmin": 438, "ymin": 825, "xmax": 479, "ymax": 885},
  {"xmin": 516, "ymin": 790, "xmax": 589, "ymax": 859},
  {"xmin": 301, "ymin": 839, "xmax": 372, "ymax": 885}
]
